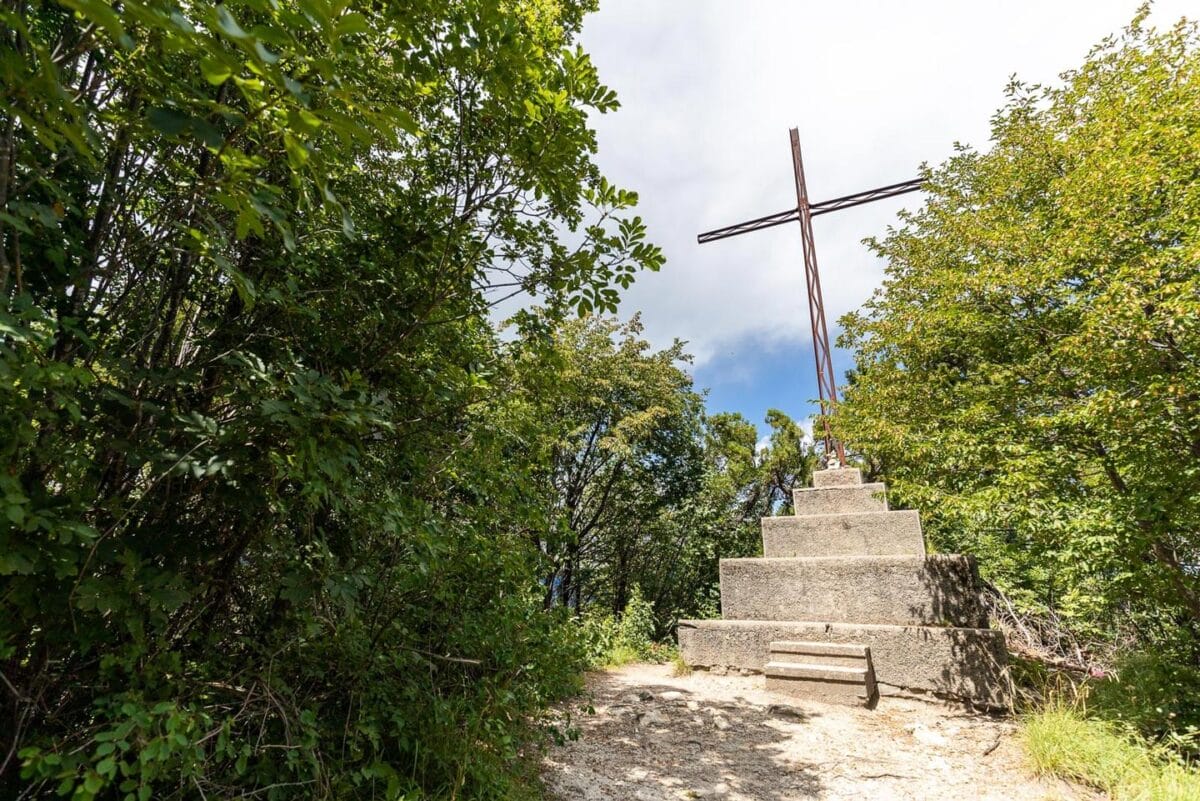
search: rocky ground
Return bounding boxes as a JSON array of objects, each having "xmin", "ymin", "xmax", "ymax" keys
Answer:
[{"xmin": 541, "ymin": 663, "xmax": 1099, "ymax": 801}]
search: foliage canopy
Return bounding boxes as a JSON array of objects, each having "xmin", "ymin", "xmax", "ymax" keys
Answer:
[
  {"xmin": 836, "ymin": 16, "xmax": 1200, "ymax": 657},
  {"xmin": 0, "ymin": 0, "xmax": 664, "ymax": 798}
]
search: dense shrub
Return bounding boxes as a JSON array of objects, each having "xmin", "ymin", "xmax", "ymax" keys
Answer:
[
  {"xmin": 0, "ymin": 1, "xmax": 661, "ymax": 798},
  {"xmin": 836, "ymin": 14, "xmax": 1200, "ymax": 665}
]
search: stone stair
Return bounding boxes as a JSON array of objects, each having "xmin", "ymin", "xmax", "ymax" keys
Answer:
[
  {"xmin": 764, "ymin": 641, "xmax": 877, "ymax": 706},
  {"xmin": 678, "ymin": 466, "xmax": 1010, "ymax": 709},
  {"xmin": 762, "ymin": 510, "xmax": 924, "ymax": 558}
]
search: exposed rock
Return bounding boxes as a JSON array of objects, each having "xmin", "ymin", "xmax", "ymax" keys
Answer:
[
  {"xmin": 638, "ymin": 709, "xmax": 667, "ymax": 727},
  {"xmin": 766, "ymin": 703, "xmax": 806, "ymax": 719}
]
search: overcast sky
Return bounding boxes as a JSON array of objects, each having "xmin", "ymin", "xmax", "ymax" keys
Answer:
[{"xmin": 579, "ymin": 0, "xmax": 1193, "ymax": 439}]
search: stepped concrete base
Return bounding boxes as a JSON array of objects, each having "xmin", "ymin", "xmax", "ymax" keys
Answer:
[
  {"xmin": 762, "ymin": 510, "xmax": 925, "ymax": 558},
  {"xmin": 720, "ymin": 555, "xmax": 989, "ymax": 627},
  {"xmin": 793, "ymin": 483, "xmax": 888, "ymax": 515},
  {"xmin": 678, "ymin": 619, "xmax": 1011, "ymax": 709}
]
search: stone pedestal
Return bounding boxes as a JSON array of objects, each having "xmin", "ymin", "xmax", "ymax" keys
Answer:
[{"xmin": 678, "ymin": 467, "xmax": 1010, "ymax": 708}]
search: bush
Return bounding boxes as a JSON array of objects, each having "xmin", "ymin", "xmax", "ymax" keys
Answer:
[
  {"xmin": 0, "ymin": 0, "xmax": 659, "ymax": 797},
  {"xmin": 577, "ymin": 586, "xmax": 676, "ymax": 667},
  {"xmin": 617, "ymin": 587, "xmax": 658, "ymax": 659}
]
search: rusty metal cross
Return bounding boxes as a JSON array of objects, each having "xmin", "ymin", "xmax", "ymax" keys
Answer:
[{"xmin": 697, "ymin": 128, "xmax": 922, "ymax": 464}]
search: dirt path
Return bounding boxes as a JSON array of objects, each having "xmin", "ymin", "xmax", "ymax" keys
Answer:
[{"xmin": 541, "ymin": 664, "xmax": 1098, "ymax": 801}]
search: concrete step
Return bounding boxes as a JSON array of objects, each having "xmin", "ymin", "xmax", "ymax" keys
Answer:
[
  {"xmin": 769, "ymin": 640, "xmax": 869, "ymax": 668},
  {"xmin": 764, "ymin": 661, "xmax": 877, "ymax": 706},
  {"xmin": 764, "ymin": 661, "xmax": 868, "ymax": 680},
  {"xmin": 676, "ymin": 618, "xmax": 1012, "ymax": 709},
  {"xmin": 719, "ymin": 555, "xmax": 989, "ymax": 627},
  {"xmin": 812, "ymin": 468, "xmax": 863, "ymax": 488},
  {"xmin": 762, "ymin": 510, "xmax": 925, "ymax": 558},
  {"xmin": 793, "ymin": 483, "xmax": 888, "ymax": 516}
]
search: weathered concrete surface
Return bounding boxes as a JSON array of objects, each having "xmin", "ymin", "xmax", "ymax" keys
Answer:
[
  {"xmin": 764, "ymin": 663, "xmax": 876, "ymax": 706},
  {"xmin": 720, "ymin": 555, "xmax": 988, "ymax": 627},
  {"xmin": 762, "ymin": 510, "xmax": 925, "ymax": 558},
  {"xmin": 770, "ymin": 640, "xmax": 870, "ymax": 668},
  {"xmin": 793, "ymin": 483, "xmax": 887, "ymax": 515},
  {"xmin": 678, "ymin": 619, "xmax": 1011, "ymax": 709},
  {"xmin": 812, "ymin": 468, "xmax": 864, "ymax": 488},
  {"xmin": 765, "ymin": 663, "xmax": 869, "ymax": 682}
]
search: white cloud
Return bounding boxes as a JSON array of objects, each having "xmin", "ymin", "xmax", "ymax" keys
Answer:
[
  {"xmin": 755, "ymin": 418, "xmax": 814, "ymax": 455},
  {"xmin": 582, "ymin": 0, "xmax": 1193, "ymax": 366},
  {"xmin": 799, "ymin": 417, "xmax": 814, "ymax": 446}
]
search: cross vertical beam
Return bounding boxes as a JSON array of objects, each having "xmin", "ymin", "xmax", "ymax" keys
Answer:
[{"xmin": 788, "ymin": 128, "xmax": 845, "ymax": 464}]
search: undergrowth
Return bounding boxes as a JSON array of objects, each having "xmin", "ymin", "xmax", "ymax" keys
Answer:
[
  {"xmin": 1017, "ymin": 651, "xmax": 1200, "ymax": 800},
  {"xmin": 1023, "ymin": 707, "xmax": 1200, "ymax": 801},
  {"xmin": 578, "ymin": 587, "xmax": 678, "ymax": 668}
]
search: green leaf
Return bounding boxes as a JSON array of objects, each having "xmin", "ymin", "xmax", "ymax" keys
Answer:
[
  {"xmin": 200, "ymin": 57, "xmax": 233, "ymax": 86},
  {"xmin": 215, "ymin": 6, "xmax": 249, "ymax": 39},
  {"xmin": 59, "ymin": 0, "xmax": 128, "ymax": 46},
  {"xmin": 333, "ymin": 13, "xmax": 369, "ymax": 38},
  {"xmin": 146, "ymin": 107, "xmax": 190, "ymax": 136}
]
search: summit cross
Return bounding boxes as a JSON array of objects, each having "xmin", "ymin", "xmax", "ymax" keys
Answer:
[{"xmin": 697, "ymin": 128, "xmax": 923, "ymax": 464}]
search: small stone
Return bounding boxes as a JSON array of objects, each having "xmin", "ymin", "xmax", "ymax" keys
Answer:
[
  {"xmin": 686, "ymin": 700, "xmax": 700, "ymax": 711},
  {"xmin": 712, "ymin": 715, "xmax": 731, "ymax": 731},
  {"xmin": 661, "ymin": 691, "xmax": 684, "ymax": 702},
  {"xmin": 637, "ymin": 690, "xmax": 655, "ymax": 701},
  {"xmin": 767, "ymin": 704, "xmax": 806, "ymax": 719},
  {"xmin": 639, "ymin": 709, "xmax": 667, "ymax": 727},
  {"xmin": 738, "ymin": 668, "xmax": 754, "ymax": 676}
]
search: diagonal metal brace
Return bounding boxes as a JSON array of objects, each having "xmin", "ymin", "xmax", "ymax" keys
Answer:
[{"xmin": 696, "ymin": 178, "xmax": 922, "ymax": 244}]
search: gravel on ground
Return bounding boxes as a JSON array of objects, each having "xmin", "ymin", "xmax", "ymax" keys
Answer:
[{"xmin": 541, "ymin": 663, "xmax": 1100, "ymax": 801}]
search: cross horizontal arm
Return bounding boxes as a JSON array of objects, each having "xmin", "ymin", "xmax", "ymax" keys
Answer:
[
  {"xmin": 809, "ymin": 178, "xmax": 923, "ymax": 217},
  {"xmin": 697, "ymin": 207, "xmax": 799, "ymax": 244},
  {"xmin": 696, "ymin": 177, "xmax": 923, "ymax": 244}
]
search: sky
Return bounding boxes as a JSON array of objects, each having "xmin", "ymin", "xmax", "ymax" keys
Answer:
[{"xmin": 579, "ymin": 0, "xmax": 1193, "ymax": 440}]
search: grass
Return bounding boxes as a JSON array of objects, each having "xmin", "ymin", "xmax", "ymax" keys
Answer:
[
  {"xmin": 1022, "ymin": 707, "xmax": 1200, "ymax": 801},
  {"xmin": 600, "ymin": 643, "xmax": 641, "ymax": 668},
  {"xmin": 594, "ymin": 641, "xmax": 684, "ymax": 670}
]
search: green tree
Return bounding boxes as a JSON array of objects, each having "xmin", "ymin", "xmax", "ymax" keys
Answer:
[
  {"xmin": 835, "ymin": 14, "xmax": 1200, "ymax": 654},
  {"xmin": 0, "ymin": 1, "xmax": 662, "ymax": 797},
  {"xmin": 503, "ymin": 313, "xmax": 817, "ymax": 636},
  {"xmin": 505, "ymin": 313, "xmax": 703, "ymax": 619},
  {"xmin": 663, "ymin": 409, "xmax": 816, "ymax": 621}
]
